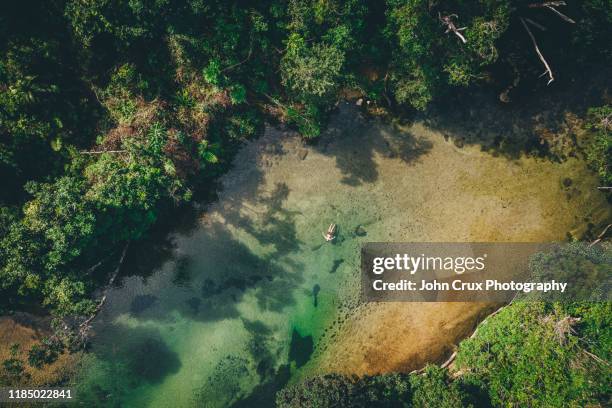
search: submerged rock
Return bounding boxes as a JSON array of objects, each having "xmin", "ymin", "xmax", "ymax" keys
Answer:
[{"xmin": 354, "ymin": 225, "xmax": 367, "ymax": 237}]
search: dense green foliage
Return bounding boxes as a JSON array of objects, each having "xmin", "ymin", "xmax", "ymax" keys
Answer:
[
  {"xmin": 385, "ymin": 0, "xmax": 511, "ymax": 108},
  {"xmin": 456, "ymin": 301, "xmax": 611, "ymax": 407},
  {"xmin": 276, "ymin": 300, "xmax": 611, "ymax": 408},
  {"xmin": 277, "ymin": 245, "xmax": 612, "ymax": 407},
  {"xmin": 1, "ymin": 1, "xmax": 611, "ymax": 316},
  {"xmin": 276, "ymin": 368, "xmax": 462, "ymax": 407},
  {"xmin": 0, "ymin": 344, "xmax": 28, "ymax": 386},
  {"xmin": 583, "ymin": 105, "xmax": 612, "ymax": 186},
  {"xmin": 528, "ymin": 242, "xmax": 611, "ymax": 301},
  {"xmin": 26, "ymin": 338, "xmax": 64, "ymax": 369},
  {"xmin": 0, "ymin": 4, "xmax": 610, "ymax": 405}
]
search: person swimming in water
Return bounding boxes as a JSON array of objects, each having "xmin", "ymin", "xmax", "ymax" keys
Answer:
[{"xmin": 323, "ymin": 223, "xmax": 337, "ymax": 241}]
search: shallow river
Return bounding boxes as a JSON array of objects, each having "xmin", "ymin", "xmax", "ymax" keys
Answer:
[{"xmin": 75, "ymin": 104, "xmax": 609, "ymax": 407}]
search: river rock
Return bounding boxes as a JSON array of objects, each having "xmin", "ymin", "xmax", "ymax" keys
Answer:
[{"xmin": 297, "ymin": 149, "xmax": 308, "ymax": 160}]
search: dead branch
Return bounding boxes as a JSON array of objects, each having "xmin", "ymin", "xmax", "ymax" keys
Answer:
[
  {"xmin": 553, "ymin": 316, "xmax": 580, "ymax": 345},
  {"xmin": 86, "ymin": 260, "xmax": 103, "ymax": 274},
  {"xmin": 525, "ymin": 18, "xmax": 547, "ymax": 31},
  {"xmin": 598, "ymin": 114, "xmax": 612, "ymax": 130},
  {"xmin": 441, "ymin": 351, "xmax": 458, "ymax": 368},
  {"xmin": 528, "ymin": 2, "xmax": 575, "ymax": 24},
  {"xmin": 262, "ymin": 92, "xmax": 317, "ymax": 130},
  {"xmin": 588, "ymin": 223, "xmax": 611, "ymax": 247},
  {"xmin": 528, "ymin": 0, "xmax": 567, "ymax": 5},
  {"xmin": 80, "ymin": 150, "xmax": 127, "ymax": 154},
  {"xmin": 545, "ymin": 5, "xmax": 576, "ymax": 23},
  {"xmin": 520, "ymin": 17, "xmax": 554, "ymax": 85},
  {"xmin": 595, "ymin": 224, "xmax": 612, "ymax": 239},
  {"xmin": 383, "ymin": 72, "xmax": 393, "ymax": 108},
  {"xmin": 222, "ymin": 37, "xmax": 254, "ymax": 73},
  {"xmin": 439, "ymin": 13, "xmax": 467, "ymax": 44},
  {"xmin": 582, "ymin": 349, "xmax": 610, "ymax": 366},
  {"xmin": 79, "ymin": 243, "xmax": 130, "ymax": 335},
  {"xmin": 597, "ymin": 186, "xmax": 612, "ymax": 190}
]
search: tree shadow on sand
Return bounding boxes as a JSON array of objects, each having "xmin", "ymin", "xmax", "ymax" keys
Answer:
[
  {"xmin": 314, "ymin": 103, "xmax": 432, "ymax": 186},
  {"xmin": 231, "ymin": 182, "xmax": 302, "ymax": 256},
  {"xmin": 423, "ymin": 67, "xmax": 611, "ymax": 160}
]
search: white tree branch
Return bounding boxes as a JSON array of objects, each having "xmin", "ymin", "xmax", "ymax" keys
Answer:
[
  {"xmin": 528, "ymin": 2, "xmax": 576, "ymax": 24},
  {"xmin": 545, "ymin": 5, "xmax": 576, "ymax": 23},
  {"xmin": 520, "ymin": 17, "xmax": 554, "ymax": 85}
]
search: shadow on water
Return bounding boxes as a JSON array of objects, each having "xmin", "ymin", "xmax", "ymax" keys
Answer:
[
  {"xmin": 288, "ymin": 328, "xmax": 314, "ymax": 369},
  {"xmin": 124, "ymin": 337, "xmax": 181, "ymax": 384},
  {"xmin": 227, "ymin": 181, "xmax": 302, "ymax": 257},
  {"xmin": 181, "ymin": 222, "xmax": 305, "ymax": 322},
  {"xmin": 230, "ymin": 365, "xmax": 291, "ymax": 408},
  {"xmin": 243, "ymin": 318, "xmax": 277, "ymax": 382},
  {"xmin": 312, "ymin": 284, "xmax": 321, "ymax": 307},
  {"xmin": 314, "ymin": 104, "xmax": 432, "ymax": 186},
  {"xmin": 185, "ymin": 296, "xmax": 201, "ymax": 315},
  {"xmin": 423, "ymin": 67, "xmax": 611, "ymax": 160},
  {"xmin": 194, "ymin": 354, "xmax": 251, "ymax": 405},
  {"xmin": 109, "ymin": 174, "xmax": 307, "ymax": 325},
  {"xmin": 117, "ymin": 203, "xmax": 205, "ymax": 284},
  {"xmin": 129, "ymin": 294, "xmax": 158, "ymax": 315},
  {"xmin": 227, "ymin": 321, "xmax": 310, "ymax": 407},
  {"xmin": 111, "ymin": 215, "xmax": 306, "ymax": 325},
  {"xmin": 79, "ymin": 327, "xmax": 181, "ymax": 406},
  {"xmin": 198, "ymin": 318, "xmax": 312, "ymax": 406},
  {"xmin": 330, "ymin": 259, "xmax": 344, "ymax": 274},
  {"xmin": 170, "ymin": 179, "xmax": 307, "ymax": 321},
  {"xmin": 171, "ymin": 255, "xmax": 193, "ymax": 288},
  {"xmin": 120, "ymin": 233, "xmax": 177, "ymax": 282},
  {"xmin": 87, "ymin": 103, "xmax": 447, "ymax": 405}
]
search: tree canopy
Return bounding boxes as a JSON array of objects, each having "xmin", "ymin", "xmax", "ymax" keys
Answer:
[{"xmin": 1, "ymin": 0, "xmax": 610, "ymax": 316}]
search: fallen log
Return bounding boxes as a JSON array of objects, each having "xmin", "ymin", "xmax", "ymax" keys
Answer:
[{"xmin": 79, "ymin": 243, "xmax": 130, "ymax": 335}]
